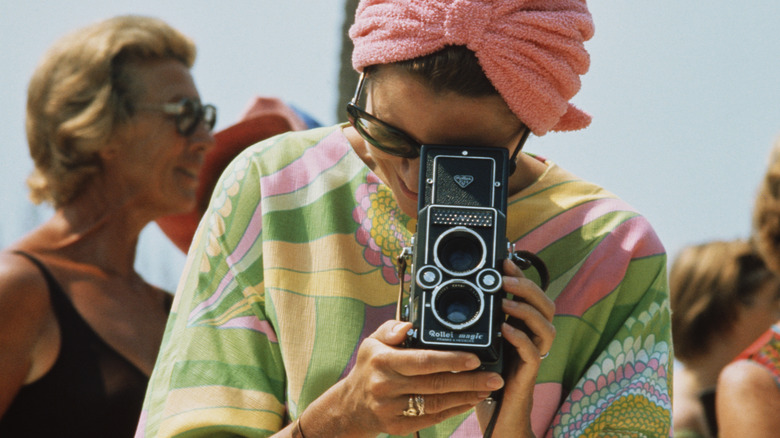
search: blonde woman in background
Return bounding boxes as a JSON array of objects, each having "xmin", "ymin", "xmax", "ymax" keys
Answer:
[{"xmin": 0, "ymin": 15, "xmax": 215, "ymax": 437}]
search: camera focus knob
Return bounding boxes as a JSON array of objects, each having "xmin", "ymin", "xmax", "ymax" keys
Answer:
[
  {"xmin": 416, "ymin": 265, "xmax": 443, "ymax": 289},
  {"xmin": 476, "ymin": 269, "xmax": 503, "ymax": 293}
]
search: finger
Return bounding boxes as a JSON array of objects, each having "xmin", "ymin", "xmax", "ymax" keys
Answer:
[
  {"xmin": 370, "ymin": 320, "xmax": 413, "ymax": 346},
  {"xmin": 501, "ymin": 322, "xmax": 543, "ymax": 369},
  {"xmin": 502, "ymin": 260, "xmax": 555, "ymax": 322},
  {"xmin": 502, "ymin": 298, "xmax": 556, "ymax": 352},
  {"xmin": 504, "ymin": 257, "xmax": 527, "ymax": 277},
  {"xmin": 396, "ymin": 391, "xmax": 489, "ymax": 417},
  {"xmin": 364, "ymin": 321, "xmax": 483, "ymax": 377},
  {"xmin": 389, "ymin": 348, "xmax": 483, "ymax": 376},
  {"xmin": 395, "ymin": 369, "xmax": 504, "ymax": 396},
  {"xmin": 386, "ymin": 402, "xmax": 477, "ymax": 436}
]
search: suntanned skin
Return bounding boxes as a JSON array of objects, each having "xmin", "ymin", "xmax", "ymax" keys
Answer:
[
  {"xmin": 717, "ymin": 359, "xmax": 780, "ymax": 437},
  {"xmin": 0, "ymin": 58, "xmax": 215, "ymax": 417},
  {"xmin": 674, "ymin": 278, "xmax": 780, "ymax": 437}
]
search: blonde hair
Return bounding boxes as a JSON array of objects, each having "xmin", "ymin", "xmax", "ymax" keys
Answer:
[
  {"xmin": 25, "ymin": 15, "xmax": 196, "ymax": 207},
  {"xmin": 753, "ymin": 136, "xmax": 780, "ymax": 274},
  {"xmin": 670, "ymin": 239, "xmax": 776, "ymax": 363}
]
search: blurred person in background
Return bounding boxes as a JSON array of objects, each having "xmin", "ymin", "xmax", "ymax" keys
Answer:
[
  {"xmin": 718, "ymin": 136, "xmax": 780, "ymax": 438},
  {"xmin": 0, "ymin": 15, "xmax": 215, "ymax": 437},
  {"xmin": 670, "ymin": 239, "xmax": 780, "ymax": 438}
]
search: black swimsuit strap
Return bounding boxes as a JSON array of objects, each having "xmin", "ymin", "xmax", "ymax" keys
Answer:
[{"xmin": 12, "ymin": 250, "xmax": 77, "ymax": 322}]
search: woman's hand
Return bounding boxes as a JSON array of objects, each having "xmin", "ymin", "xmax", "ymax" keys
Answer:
[
  {"xmin": 476, "ymin": 258, "xmax": 556, "ymax": 437},
  {"xmin": 304, "ymin": 320, "xmax": 503, "ymax": 437}
]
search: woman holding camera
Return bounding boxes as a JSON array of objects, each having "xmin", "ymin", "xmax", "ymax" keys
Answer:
[
  {"xmin": 0, "ymin": 16, "xmax": 215, "ymax": 437},
  {"xmin": 139, "ymin": 1, "xmax": 671, "ymax": 436}
]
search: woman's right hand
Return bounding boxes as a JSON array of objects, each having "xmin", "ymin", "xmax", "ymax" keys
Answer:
[{"xmin": 301, "ymin": 320, "xmax": 503, "ymax": 437}]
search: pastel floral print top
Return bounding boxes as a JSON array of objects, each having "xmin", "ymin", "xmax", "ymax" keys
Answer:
[{"xmin": 138, "ymin": 125, "xmax": 672, "ymax": 437}]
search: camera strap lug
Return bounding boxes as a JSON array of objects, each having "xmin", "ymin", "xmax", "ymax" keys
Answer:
[
  {"xmin": 395, "ymin": 246, "xmax": 413, "ymax": 321},
  {"xmin": 509, "ymin": 248, "xmax": 551, "ymax": 292}
]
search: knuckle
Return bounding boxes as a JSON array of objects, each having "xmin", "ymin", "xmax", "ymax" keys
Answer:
[
  {"xmin": 518, "ymin": 277, "xmax": 537, "ymax": 289},
  {"xmin": 366, "ymin": 374, "xmax": 392, "ymax": 397},
  {"xmin": 429, "ymin": 373, "xmax": 449, "ymax": 392},
  {"xmin": 373, "ymin": 397, "xmax": 396, "ymax": 416},
  {"xmin": 413, "ymin": 351, "xmax": 430, "ymax": 371},
  {"xmin": 368, "ymin": 348, "xmax": 391, "ymax": 369},
  {"xmin": 548, "ymin": 323, "xmax": 557, "ymax": 338}
]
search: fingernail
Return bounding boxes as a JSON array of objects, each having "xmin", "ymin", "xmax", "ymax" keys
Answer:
[
  {"xmin": 466, "ymin": 356, "xmax": 480, "ymax": 369},
  {"xmin": 502, "ymin": 322, "xmax": 518, "ymax": 335},
  {"xmin": 502, "ymin": 298, "xmax": 518, "ymax": 308},
  {"xmin": 391, "ymin": 321, "xmax": 406, "ymax": 335},
  {"xmin": 487, "ymin": 375, "xmax": 504, "ymax": 390}
]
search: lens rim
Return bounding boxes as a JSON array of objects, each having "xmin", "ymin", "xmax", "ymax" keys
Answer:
[
  {"xmin": 430, "ymin": 279, "xmax": 485, "ymax": 330},
  {"xmin": 433, "ymin": 226, "xmax": 487, "ymax": 277}
]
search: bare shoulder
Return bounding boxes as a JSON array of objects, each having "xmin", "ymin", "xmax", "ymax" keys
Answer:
[
  {"xmin": 0, "ymin": 251, "xmax": 51, "ymax": 318},
  {"xmin": 718, "ymin": 359, "xmax": 778, "ymax": 394},
  {"xmin": 0, "ymin": 251, "xmax": 53, "ymax": 343},
  {"xmin": 0, "ymin": 250, "xmax": 55, "ymax": 414},
  {"xmin": 717, "ymin": 359, "xmax": 780, "ymax": 437}
]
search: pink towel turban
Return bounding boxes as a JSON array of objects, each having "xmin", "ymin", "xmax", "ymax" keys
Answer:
[{"xmin": 349, "ymin": 0, "xmax": 595, "ymax": 136}]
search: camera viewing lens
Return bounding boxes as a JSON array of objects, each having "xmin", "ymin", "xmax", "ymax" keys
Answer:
[
  {"xmin": 434, "ymin": 282, "xmax": 482, "ymax": 328},
  {"xmin": 435, "ymin": 227, "xmax": 485, "ymax": 275}
]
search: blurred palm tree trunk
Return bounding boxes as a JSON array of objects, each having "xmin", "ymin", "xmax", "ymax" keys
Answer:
[{"xmin": 337, "ymin": 0, "xmax": 360, "ymax": 122}]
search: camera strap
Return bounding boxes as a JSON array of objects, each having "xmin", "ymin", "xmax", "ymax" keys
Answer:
[
  {"xmin": 395, "ymin": 247, "xmax": 413, "ymax": 321},
  {"xmin": 509, "ymin": 249, "xmax": 550, "ymax": 292}
]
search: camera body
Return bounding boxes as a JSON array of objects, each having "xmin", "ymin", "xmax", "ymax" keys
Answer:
[{"xmin": 402, "ymin": 144, "xmax": 510, "ymax": 372}]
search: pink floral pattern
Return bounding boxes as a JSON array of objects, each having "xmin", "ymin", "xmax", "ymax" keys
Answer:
[{"xmin": 352, "ymin": 173, "xmax": 413, "ymax": 284}]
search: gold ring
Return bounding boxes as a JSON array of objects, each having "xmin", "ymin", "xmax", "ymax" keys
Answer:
[
  {"xmin": 402, "ymin": 396, "xmax": 420, "ymax": 416},
  {"xmin": 414, "ymin": 394, "xmax": 425, "ymax": 416}
]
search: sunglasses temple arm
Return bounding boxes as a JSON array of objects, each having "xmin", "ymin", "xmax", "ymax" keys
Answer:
[{"xmin": 509, "ymin": 127, "xmax": 532, "ymax": 175}]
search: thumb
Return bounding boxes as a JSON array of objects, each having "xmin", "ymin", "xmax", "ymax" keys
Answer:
[
  {"xmin": 504, "ymin": 258, "xmax": 526, "ymax": 277},
  {"xmin": 371, "ymin": 320, "xmax": 413, "ymax": 346}
]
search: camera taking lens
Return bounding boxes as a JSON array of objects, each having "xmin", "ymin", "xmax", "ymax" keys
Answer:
[{"xmin": 433, "ymin": 280, "xmax": 483, "ymax": 329}]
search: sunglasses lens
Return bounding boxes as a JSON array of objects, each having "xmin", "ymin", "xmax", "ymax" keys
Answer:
[
  {"xmin": 347, "ymin": 105, "xmax": 419, "ymax": 158},
  {"xmin": 203, "ymin": 105, "xmax": 217, "ymax": 131},
  {"xmin": 174, "ymin": 100, "xmax": 217, "ymax": 136},
  {"xmin": 175, "ymin": 99, "xmax": 199, "ymax": 136}
]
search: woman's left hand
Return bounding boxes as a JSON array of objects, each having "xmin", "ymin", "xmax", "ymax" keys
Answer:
[{"xmin": 476, "ymin": 258, "xmax": 556, "ymax": 437}]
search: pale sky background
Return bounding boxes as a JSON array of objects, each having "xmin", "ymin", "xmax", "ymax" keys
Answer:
[{"xmin": 1, "ymin": 1, "xmax": 779, "ymax": 292}]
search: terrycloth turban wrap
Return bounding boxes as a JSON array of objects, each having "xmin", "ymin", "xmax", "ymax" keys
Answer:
[{"xmin": 349, "ymin": 0, "xmax": 595, "ymax": 136}]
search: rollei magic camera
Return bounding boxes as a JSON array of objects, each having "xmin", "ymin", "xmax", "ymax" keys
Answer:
[{"xmin": 398, "ymin": 144, "xmax": 510, "ymax": 373}]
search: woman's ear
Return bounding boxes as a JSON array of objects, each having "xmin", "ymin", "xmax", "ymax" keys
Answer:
[{"xmin": 98, "ymin": 143, "xmax": 119, "ymax": 161}]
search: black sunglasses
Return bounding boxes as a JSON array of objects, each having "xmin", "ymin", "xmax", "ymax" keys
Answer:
[
  {"xmin": 346, "ymin": 71, "xmax": 530, "ymax": 165},
  {"xmin": 139, "ymin": 98, "xmax": 217, "ymax": 136},
  {"xmin": 346, "ymin": 72, "xmax": 422, "ymax": 158}
]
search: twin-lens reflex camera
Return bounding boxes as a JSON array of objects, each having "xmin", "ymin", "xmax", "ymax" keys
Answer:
[{"xmin": 398, "ymin": 144, "xmax": 511, "ymax": 373}]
